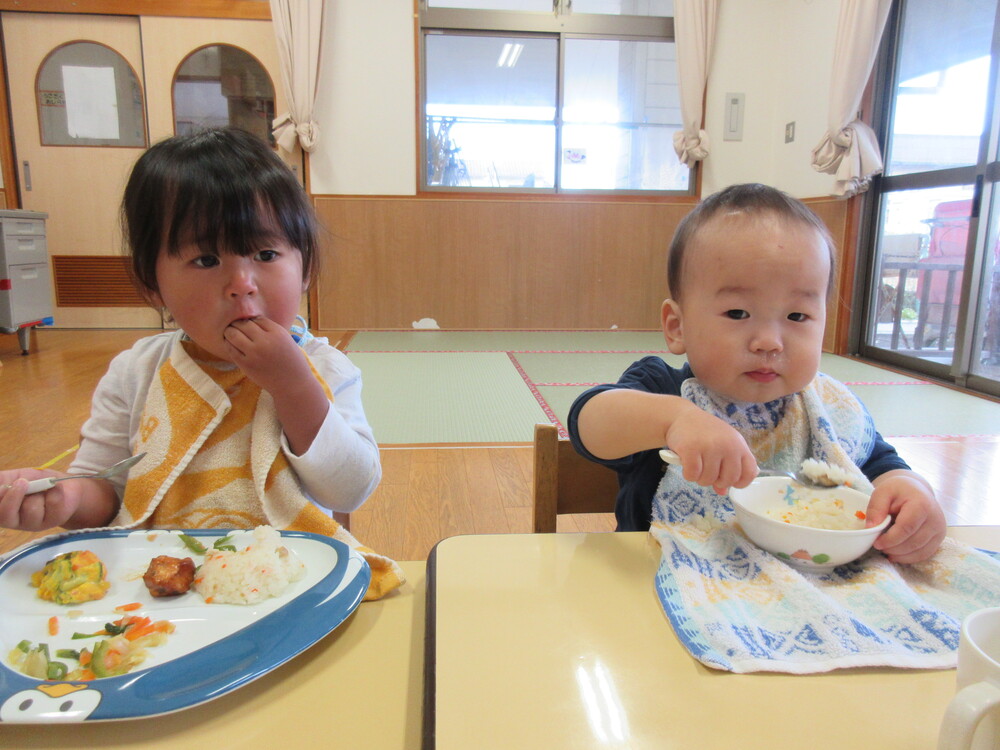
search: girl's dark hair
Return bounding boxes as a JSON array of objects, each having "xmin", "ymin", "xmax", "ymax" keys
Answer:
[
  {"xmin": 667, "ymin": 183, "xmax": 836, "ymax": 303},
  {"xmin": 122, "ymin": 127, "xmax": 318, "ymax": 296}
]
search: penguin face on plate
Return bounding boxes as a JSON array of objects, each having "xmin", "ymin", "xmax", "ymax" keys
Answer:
[{"xmin": 0, "ymin": 683, "xmax": 103, "ymax": 723}]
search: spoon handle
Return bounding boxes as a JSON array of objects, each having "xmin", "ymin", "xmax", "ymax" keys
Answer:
[
  {"xmin": 23, "ymin": 477, "xmax": 58, "ymax": 494},
  {"xmin": 659, "ymin": 448, "xmax": 682, "ymax": 465}
]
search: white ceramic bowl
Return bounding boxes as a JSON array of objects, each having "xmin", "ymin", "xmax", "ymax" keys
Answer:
[{"xmin": 730, "ymin": 477, "xmax": 890, "ymax": 572}]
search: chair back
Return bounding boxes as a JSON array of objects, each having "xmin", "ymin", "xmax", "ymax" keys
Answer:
[{"xmin": 532, "ymin": 423, "xmax": 618, "ymax": 533}]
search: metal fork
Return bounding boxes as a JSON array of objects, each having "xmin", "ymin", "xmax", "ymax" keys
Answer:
[{"xmin": 4, "ymin": 453, "xmax": 146, "ymax": 495}]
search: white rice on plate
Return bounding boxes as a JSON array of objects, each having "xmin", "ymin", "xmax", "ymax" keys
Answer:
[
  {"xmin": 766, "ymin": 496, "xmax": 866, "ymax": 530},
  {"xmin": 194, "ymin": 525, "xmax": 306, "ymax": 605}
]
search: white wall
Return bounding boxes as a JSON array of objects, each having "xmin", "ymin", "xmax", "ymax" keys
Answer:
[
  {"xmin": 309, "ymin": 0, "xmax": 416, "ymax": 195},
  {"xmin": 703, "ymin": 0, "xmax": 840, "ymax": 197},
  {"xmin": 309, "ymin": 0, "xmax": 842, "ymax": 199}
]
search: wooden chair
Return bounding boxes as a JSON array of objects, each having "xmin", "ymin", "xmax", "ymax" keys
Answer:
[{"xmin": 531, "ymin": 423, "xmax": 619, "ymax": 533}]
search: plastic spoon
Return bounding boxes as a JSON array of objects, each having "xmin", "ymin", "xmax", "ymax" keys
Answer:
[{"xmin": 5, "ymin": 453, "xmax": 147, "ymax": 495}]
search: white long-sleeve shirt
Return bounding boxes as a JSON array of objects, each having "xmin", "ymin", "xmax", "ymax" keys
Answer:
[{"xmin": 71, "ymin": 330, "xmax": 381, "ymax": 515}]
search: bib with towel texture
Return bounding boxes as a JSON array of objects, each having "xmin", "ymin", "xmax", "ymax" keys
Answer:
[
  {"xmin": 114, "ymin": 331, "xmax": 404, "ymax": 601},
  {"xmin": 650, "ymin": 374, "xmax": 1000, "ymax": 672}
]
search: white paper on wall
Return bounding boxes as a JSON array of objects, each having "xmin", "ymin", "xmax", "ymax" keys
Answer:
[{"xmin": 62, "ymin": 65, "xmax": 120, "ymax": 140}]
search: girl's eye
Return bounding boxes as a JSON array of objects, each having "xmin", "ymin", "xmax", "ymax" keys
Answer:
[
  {"xmin": 192, "ymin": 255, "xmax": 220, "ymax": 268},
  {"xmin": 254, "ymin": 249, "xmax": 279, "ymax": 262},
  {"xmin": 725, "ymin": 309, "xmax": 749, "ymax": 320},
  {"xmin": 787, "ymin": 312, "xmax": 809, "ymax": 322}
]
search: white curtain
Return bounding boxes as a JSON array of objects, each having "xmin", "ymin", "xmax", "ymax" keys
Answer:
[
  {"xmin": 672, "ymin": 0, "xmax": 719, "ymax": 167},
  {"xmin": 810, "ymin": 0, "xmax": 893, "ymax": 197},
  {"xmin": 269, "ymin": 0, "xmax": 324, "ymax": 153}
]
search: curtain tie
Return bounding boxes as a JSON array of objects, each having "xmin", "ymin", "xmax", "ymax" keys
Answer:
[
  {"xmin": 272, "ymin": 113, "xmax": 319, "ymax": 153},
  {"xmin": 672, "ymin": 129, "xmax": 710, "ymax": 168}
]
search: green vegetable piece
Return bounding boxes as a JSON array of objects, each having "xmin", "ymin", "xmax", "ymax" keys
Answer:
[
  {"xmin": 812, "ymin": 553, "xmax": 831, "ymax": 564},
  {"xmin": 179, "ymin": 534, "xmax": 207, "ymax": 555},
  {"xmin": 213, "ymin": 535, "xmax": 236, "ymax": 552},
  {"xmin": 55, "ymin": 649, "xmax": 80, "ymax": 660},
  {"xmin": 46, "ymin": 661, "xmax": 68, "ymax": 680},
  {"xmin": 90, "ymin": 640, "xmax": 111, "ymax": 679},
  {"xmin": 71, "ymin": 631, "xmax": 104, "ymax": 640},
  {"xmin": 16, "ymin": 640, "xmax": 32, "ymax": 653},
  {"xmin": 103, "ymin": 621, "xmax": 128, "ymax": 636}
]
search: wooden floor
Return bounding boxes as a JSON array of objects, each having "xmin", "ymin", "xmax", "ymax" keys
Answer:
[{"xmin": 1, "ymin": 328, "xmax": 997, "ymax": 561}]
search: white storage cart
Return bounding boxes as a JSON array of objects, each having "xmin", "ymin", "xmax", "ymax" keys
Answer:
[{"xmin": 0, "ymin": 210, "xmax": 53, "ymax": 354}]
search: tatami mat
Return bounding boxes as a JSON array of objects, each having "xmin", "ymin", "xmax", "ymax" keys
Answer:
[
  {"xmin": 347, "ymin": 330, "xmax": 668, "ymax": 352},
  {"xmin": 345, "ymin": 351, "xmax": 550, "ymax": 444},
  {"xmin": 343, "ymin": 332, "xmax": 999, "ymax": 443}
]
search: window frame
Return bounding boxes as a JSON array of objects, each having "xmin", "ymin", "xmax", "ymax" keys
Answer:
[
  {"xmin": 854, "ymin": 0, "xmax": 1000, "ymax": 398},
  {"xmin": 418, "ymin": 5, "xmax": 689, "ymax": 196}
]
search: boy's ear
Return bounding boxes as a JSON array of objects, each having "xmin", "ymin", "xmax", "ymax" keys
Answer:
[{"xmin": 661, "ymin": 298, "xmax": 686, "ymax": 354}]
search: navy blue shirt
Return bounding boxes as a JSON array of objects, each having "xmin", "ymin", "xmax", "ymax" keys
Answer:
[{"xmin": 566, "ymin": 356, "xmax": 909, "ymax": 532}]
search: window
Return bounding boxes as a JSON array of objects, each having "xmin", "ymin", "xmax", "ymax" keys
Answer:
[
  {"xmin": 173, "ymin": 45, "xmax": 275, "ymax": 145},
  {"xmin": 36, "ymin": 42, "xmax": 146, "ymax": 147},
  {"xmin": 861, "ymin": 0, "xmax": 1000, "ymax": 398},
  {"xmin": 419, "ymin": 2, "xmax": 687, "ymax": 193}
]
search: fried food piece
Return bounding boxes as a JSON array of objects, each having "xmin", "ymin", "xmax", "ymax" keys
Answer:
[
  {"xmin": 31, "ymin": 550, "xmax": 110, "ymax": 604},
  {"xmin": 142, "ymin": 555, "xmax": 196, "ymax": 597}
]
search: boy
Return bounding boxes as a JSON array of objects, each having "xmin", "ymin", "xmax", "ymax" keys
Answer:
[{"xmin": 568, "ymin": 183, "xmax": 945, "ymax": 564}]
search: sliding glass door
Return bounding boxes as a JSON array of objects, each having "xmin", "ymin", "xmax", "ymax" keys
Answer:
[{"xmin": 861, "ymin": 0, "xmax": 1000, "ymax": 397}]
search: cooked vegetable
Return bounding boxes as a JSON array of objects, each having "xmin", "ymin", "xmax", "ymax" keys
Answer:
[
  {"xmin": 178, "ymin": 534, "xmax": 207, "ymax": 555},
  {"xmin": 30, "ymin": 550, "xmax": 110, "ymax": 605},
  {"xmin": 10, "ymin": 614, "xmax": 175, "ymax": 681}
]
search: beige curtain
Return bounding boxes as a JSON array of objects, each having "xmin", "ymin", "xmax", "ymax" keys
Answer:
[
  {"xmin": 811, "ymin": 0, "xmax": 893, "ymax": 197},
  {"xmin": 672, "ymin": 0, "xmax": 719, "ymax": 167},
  {"xmin": 269, "ymin": 0, "xmax": 324, "ymax": 153}
]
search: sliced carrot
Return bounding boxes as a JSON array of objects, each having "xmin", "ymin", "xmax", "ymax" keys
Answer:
[
  {"xmin": 115, "ymin": 602, "xmax": 143, "ymax": 613},
  {"xmin": 79, "ymin": 650, "xmax": 92, "ymax": 667},
  {"xmin": 78, "ymin": 668, "xmax": 96, "ymax": 681},
  {"xmin": 855, "ymin": 510, "xmax": 867, "ymax": 520},
  {"xmin": 47, "ymin": 616, "xmax": 59, "ymax": 636}
]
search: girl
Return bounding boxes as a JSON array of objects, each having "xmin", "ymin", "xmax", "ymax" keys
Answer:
[{"xmin": 0, "ymin": 128, "xmax": 402, "ymax": 597}]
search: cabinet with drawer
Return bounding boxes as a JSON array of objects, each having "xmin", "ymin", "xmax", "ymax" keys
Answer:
[{"xmin": 0, "ymin": 209, "xmax": 52, "ymax": 354}]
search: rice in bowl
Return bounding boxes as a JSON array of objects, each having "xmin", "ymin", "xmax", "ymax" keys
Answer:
[
  {"xmin": 766, "ymin": 495, "xmax": 867, "ymax": 530},
  {"xmin": 194, "ymin": 526, "xmax": 306, "ymax": 605}
]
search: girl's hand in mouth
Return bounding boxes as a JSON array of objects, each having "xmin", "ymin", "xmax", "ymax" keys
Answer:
[{"xmin": 223, "ymin": 316, "xmax": 308, "ymax": 393}]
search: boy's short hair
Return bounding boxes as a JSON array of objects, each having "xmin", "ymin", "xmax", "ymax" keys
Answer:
[
  {"xmin": 667, "ymin": 183, "xmax": 836, "ymax": 303},
  {"xmin": 122, "ymin": 127, "xmax": 319, "ymax": 296}
]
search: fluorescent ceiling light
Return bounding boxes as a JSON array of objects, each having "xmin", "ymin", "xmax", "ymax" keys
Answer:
[{"xmin": 497, "ymin": 43, "xmax": 524, "ymax": 68}]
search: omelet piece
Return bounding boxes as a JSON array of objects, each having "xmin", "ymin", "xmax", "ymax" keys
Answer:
[{"xmin": 31, "ymin": 550, "xmax": 111, "ymax": 604}]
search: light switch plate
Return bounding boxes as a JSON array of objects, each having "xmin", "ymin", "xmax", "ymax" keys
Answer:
[{"xmin": 723, "ymin": 93, "xmax": 744, "ymax": 141}]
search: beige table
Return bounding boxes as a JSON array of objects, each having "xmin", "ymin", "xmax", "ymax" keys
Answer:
[
  {"xmin": 0, "ymin": 559, "xmax": 426, "ymax": 749},
  {"xmin": 428, "ymin": 528, "xmax": 1000, "ymax": 749}
]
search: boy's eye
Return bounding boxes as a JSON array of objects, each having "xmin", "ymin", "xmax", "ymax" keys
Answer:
[
  {"xmin": 725, "ymin": 309, "xmax": 749, "ymax": 320},
  {"xmin": 192, "ymin": 255, "xmax": 220, "ymax": 268},
  {"xmin": 787, "ymin": 312, "xmax": 809, "ymax": 322},
  {"xmin": 254, "ymin": 249, "xmax": 279, "ymax": 262}
]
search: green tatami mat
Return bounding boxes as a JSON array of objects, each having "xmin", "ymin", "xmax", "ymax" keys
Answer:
[
  {"xmin": 347, "ymin": 352, "xmax": 548, "ymax": 443},
  {"xmin": 819, "ymin": 354, "xmax": 929, "ymax": 383},
  {"xmin": 515, "ymin": 351, "xmax": 684, "ymax": 385},
  {"xmin": 847, "ymin": 383, "xmax": 1000, "ymax": 437},
  {"xmin": 347, "ymin": 330, "xmax": 666, "ymax": 352},
  {"xmin": 537, "ymin": 386, "xmax": 588, "ymax": 431}
]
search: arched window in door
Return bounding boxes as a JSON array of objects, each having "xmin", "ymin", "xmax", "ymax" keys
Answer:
[
  {"xmin": 36, "ymin": 41, "xmax": 146, "ymax": 147},
  {"xmin": 173, "ymin": 45, "xmax": 275, "ymax": 145}
]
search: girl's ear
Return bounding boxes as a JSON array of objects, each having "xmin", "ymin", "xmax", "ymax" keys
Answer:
[
  {"xmin": 145, "ymin": 289, "xmax": 164, "ymax": 310},
  {"xmin": 661, "ymin": 298, "xmax": 686, "ymax": 355}
]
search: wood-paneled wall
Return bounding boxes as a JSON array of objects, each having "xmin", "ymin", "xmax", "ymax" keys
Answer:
[{"xmin": 313, "ymin": 195, "xmax": 854, "ymax": 347}]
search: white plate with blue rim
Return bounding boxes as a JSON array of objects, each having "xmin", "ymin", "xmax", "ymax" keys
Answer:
[{"xmin": 0, "ymin": 528, "xmax": 370, "ymax": 723}]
